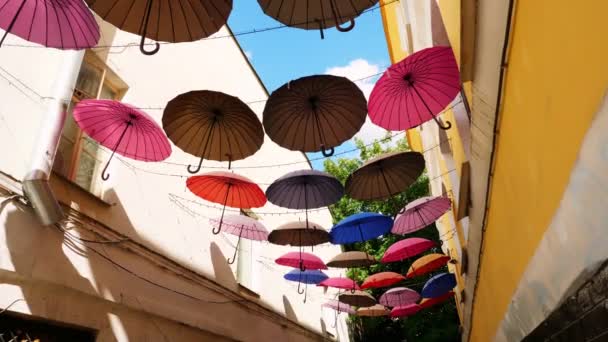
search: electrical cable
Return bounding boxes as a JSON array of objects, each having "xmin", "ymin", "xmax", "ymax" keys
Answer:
[{"xmin": 0, "ymin": 299, "xmax": 25, "ymax": 315}]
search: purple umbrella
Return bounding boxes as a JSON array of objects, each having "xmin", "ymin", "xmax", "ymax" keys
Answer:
[
  {"xmin": 323, "ymin": 299, "xmax": 355, "ymax": 328},
  {"xmin": 392, "ymin": 196, "xmax": 452, "ymax": 235},
  {"xmin": 209, "ymin": 215, "xmax": 268, "ymax": 265},
  {"xmin": 379, "ymin": 287, "xmax": 421, "ymax": 307},
  {"xmin": 0, "ymin": 0, "xmax": 100, "ymax": 49}
]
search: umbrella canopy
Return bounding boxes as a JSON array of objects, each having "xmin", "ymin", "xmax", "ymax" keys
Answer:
[
  {"xmin": 284, "ymin": 269, "xmax": 328, "ymax": 284},
  {"xmin": 266, "ymin": 170, "xmax": 343, "ymax": 209},
  {"xmin": 326, "ymin": 251, "xmax": 376, "ymax": 268},
  {"xmin": 419, "ymin": 291, "xmax": 454, "ymax": 309},
  {"xmin": 345, "ymin": 151, "xmax": 425, "ymax": 200},
  {"xmin": 406, "ymin": 253, "xmax": 450, "ymax": 278},
  {"xmin": 258, "ymin": 0, "xmax": 379, "ymax": 38},
  {"xmin": 209, "ymin": 215, "xmax": 268, "ymax": 264},
  {"xmin": 357, "ymin": 304, "xmax": 390, "ymax": 317},
  {"xmin": 368, "ymin": 46, "xmax": 461, "ymax": 131},
  {"xmin": 318, "ymin": 277, "xmax": 360, "ymax": 291},
  {"xmin": 0, "ymin": 0, "xmax": 100, "ymax": 49},
  {"xmin": 268, "ymin": 221, "xmax": 330, "ymax": 246},
  {"xmin": 360, "ymin": 272, "xmax": 405, "ymax": 289},
  {"xmin": 263, "ymin": 74, "xmax": 367, "ymax": 156},
  {"xmin": 163, "ymin": 90, "xmax": 264, "ymax": 173},
  {"xmin": 73, "ymin": 99, "xmax": 172, "ymax": 181},
  {"xmin": 393, "ymin": 196, "xmax": 452, "ymax": 235},
  {"xmin": 187, "ymin": 172, "xmax": 266, "ymax": 234},
  {"xmin": 381, "ymin": 238, "xmax": 435, "ymax": 263},
  {"xmin": 86, "ymin": 0, "xmax": 232, "ymax": 55},
  {"xmin": 329, "ymin": 212, "xmax": 393, "ymax": 244},
  {"xmin": 338, "ymin": 290, "xmax": 376, "ymax": 308},
  {"xmin": 390, "ymin": 304, "xmax": 421, "ymax": 318},
  {"xmin": 275, "ymin": 251, "xmax": 327, "ymax": 271},
  {"xmin": 322, "ymin": 300, "xmax": 355, "ymax": 314},
  {"xmin": 421, "ymin": 273, "xmax": 457, "ymax": 298},
  {"xmin": 379, "ymin": 287, "xmax": 420, "ymax": 307}
]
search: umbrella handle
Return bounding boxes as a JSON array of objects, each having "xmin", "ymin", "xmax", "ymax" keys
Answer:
[
  {"xmin": 101, "ymin": 122, "xmax": 131, "ymax": 181},
  {"xmin": 297, "ymin": 281, "xmax": 305, "ymax": 295},
  {"xmin": 0, "ymin": 0, "xmax": 27, "ymax": 47},
  {"xmin": 187, "ymin": 156, "xmax": 204, "ymax": 174},
  {"xmin": 321, "ymin": 145, "xmax": 335, "ymax": 157},
  {"xmin": 315, "ymin": 19, "xmax": 325, "ymax": 40},
  {"xmin": 139, "ymin": 0, "xmax": 160, "ymax": 56},
  {"xmin": 303, "ymin": 283, "xmax": 308, "ymax": 303},
  {"xmin": 329, "ymin": 0, "xmax": 355, "ymax": 32},
  {"xmin": 227, "ymin": 230, "xmax": 243, "ymax": 264},
  {"xmin": 432, "ymin": 115, "xmax": 452, "ymax": 130}
]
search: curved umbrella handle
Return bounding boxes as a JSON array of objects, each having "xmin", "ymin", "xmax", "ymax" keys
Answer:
[
  {"xmin": 227, "ymin": 230, "xmax": 242, "ymax": 264},
  {"xmin": 297, "ymin": 281, "xmax": 305, "ymax": 294},
  {"xmin": 101, "ymin": 159, "xmax": 112, "ymax": 181},
  {"xmin": 303, "ymin": 283, "xmax": 308, "ymax": 303},
  {"xmin": 299, "ymin": 259, "xmax": 306, "ymax": 272},
  {"xmin": 139, "ymin": 0, "xmax": 160, "ymax": 56},
  {"xmin": 329, "ymin": 0, "xmax": 355, "ymax": 32},
  {"xmin": 321, "ymin": 144, "xmax": 335, "ymax": 157},
  {"xmin": 433, "ymin": 115, "xmax": 452, "ymax": 130},
  {"xmin": 101, "ymin": 123, "xmax": 131, "ymax": 181},
  {"xmin": 140, "ymin": 39, "xmax": 160, "ymax": 56},
  {"xmin": 187, "ymin": 156, "xmax": 204, "ymax": 174}
]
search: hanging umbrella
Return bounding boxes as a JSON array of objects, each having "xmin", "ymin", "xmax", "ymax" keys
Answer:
[
  {"xmin": 329, "ymin": 212, "xmax": 393, "ymax": 244},
  {"xmin": 421, "ymin": 273, "xmax": 457, "ymax": 298},
  {"xmin": 318, "ymin": 277, "xmax": 360, "ymax": 291},
  {"xmin": 360, "ymin": 272, "xmax": 405, "ymax": 289},
  {"xmin": 326, "ymin": 251, "xmax": 377, "ymax": 268},
  {"xmin": 393, "ymin": 196, "xmax": 452, "ymax": 235},
  {"xmin": 284, "ymin": 269, "xmax": 328, "ymax": 303},
  {"xmin": 338, "ymin": 290, "xmax": 376, "ymax": 308},
  {"xmin": 72, "ymin": 99, "xmax": 172, "ymax": 181},
  {"xmin": 381, "ymin": 238, "xmax": 435, "ymax": 263},
  {"xmin": 357, "ymin": 304, "xmax": 390, "ymax": 317},
  {"xmin": 163, "ymin": 90, "xmax": 264, "ymax": 173},
  {"xmin": 275, "ymin": 251, "xmax": 327, "ymax": 271},
  {"xmin": 0, "ymin": 0, "xmax": 100, "ymax": 49},
  {"xmin": 322, "ymin": 300, "xmax": 356, "ymax": 314},
  {"xmin": 379, "ymin": 287, "xmax": 420, "ymax": 307},
  {"xmin": 268, "ymin": 221, "xmax": 330, "ymax": 247},
  {"xmin": 420, "ymin": 291, "xmax": 454, "ymax": 309},
  {"xmin": 85, "ymin": 0, "xmax": 232, "ymax": 55},
  {"xmin": 263, "ymin": 74, "xmax": 367, "ymax": 156},
  {"xmin": 390, "ymin": 304, "xmax": 421, "ymax": 318},
  {"xmin": 209, "ymin": 215, "xmax": 268, "ymax": 264},
  {"xmin": 368, "ymin": 46, "xmax": 461, "ymax": 130},
  {"xmin": 345, "ymin": 151, "xmax": 425, "ymax": 201},
  {"xmin": 406, "ymin": 253, "xmax": 450, "ymax": 278},
  {"xmin": 187, "ymin": 172, "xmax": 266, "ymax": 234},
  {"xmin": 266, "ymin": 170, "xmax": 343, "ymax": 211},
  {"xmin": 258, "ymin": 0, "xmax": 379, "ymax": 39}
]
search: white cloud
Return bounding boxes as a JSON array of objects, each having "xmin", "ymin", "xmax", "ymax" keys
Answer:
[
  {"xmin": 324, "ymin": 59, "xmax": 391, "ymax": 144},
  {"xmin": 245, "ymin": 50, "xmax": 253, "ymax": 59}
]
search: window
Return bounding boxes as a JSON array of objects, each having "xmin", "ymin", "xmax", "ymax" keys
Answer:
[
  {"xmin": 237, "ymin": 209, "xmax": 260, "ymax": 295},
  {"xmin": 53, "ymin": 52, "xmax": 127, "ymax": 196}
]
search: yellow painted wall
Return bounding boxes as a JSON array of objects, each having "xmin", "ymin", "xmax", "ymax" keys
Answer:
[{"xmin": 470, "ymin": 1, "xmax": 608, "ymax": 341}]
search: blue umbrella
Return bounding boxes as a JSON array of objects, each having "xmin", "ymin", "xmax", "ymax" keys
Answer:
[
  {"xmin": 329, "ymin": 212, "xmax": 393, "ymax": 244},
  {"xmin": 284, "ymin": 269, "xmax": 329, "ymax": 303},
  {"xmin": 421, "ymin": 273, "xmax": 457, "ymax": 298}
]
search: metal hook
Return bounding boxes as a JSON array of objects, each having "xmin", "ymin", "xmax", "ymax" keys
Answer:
[
  {"xmin": 187, "ymin": 156, "xmax": 204, "ymax": 174},
  {"xmin": 321, "ymin": 144, "xmax": 335, "ymax": 157},
  {"xmin": 329, "ymin": 0, "xmax": 355, "ymax": 32},
  {"xmin": 432, "ymin": 115, "xmax": 452, "ymax": 130},
  {"xmin": 139, "ymin": 0, "xmax": 160, "ymax": 55}
]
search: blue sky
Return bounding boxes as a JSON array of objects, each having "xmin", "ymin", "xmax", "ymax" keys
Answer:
[{"xmin": 228, "ymin": 2, "xmax": 390, "ymax": 169}]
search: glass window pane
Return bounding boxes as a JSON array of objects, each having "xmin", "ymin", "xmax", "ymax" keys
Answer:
[
  {"xmin": 99, "ymin": 83, "xmax": 117, "ymax": 100},
  {"xmin": 75, "ymin": 63, "xmax": 102, "ymax": 98},
  {"xmin": 74, "ymin": 151, "xmax": 98, "ymax": 191}
]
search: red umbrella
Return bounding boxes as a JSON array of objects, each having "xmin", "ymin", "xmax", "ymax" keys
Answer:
[
  {"xmin": 406, "ymin": 253, "xmax": 451, "ymax": 278},
  {"xmin": 381, "ymin": 238, "xmax": 436, "ymax": 263},
  {"xmin": 318, "ymin": 277, "xmax": 360, "ymax": 291},
  {"xmin": 419, "ymin": 291, "xmax": 455, "ymax": 309},
  {"xmin": 73, "ymin": 100, "xmax": 172, "ymax": 181},
  {"xmin": 393, "ymin": 196, "xmax": 452, "ymax": 235},
  {"xmin": 187, "ymin": 172, "xmax": 266, "ymax": 234},
  {"xmin": 368, "ymin": 46, "xmax": 461, "ymax": 131},
  {"xmin": 390, "ymin": 304, "xmax": 421, "ymax": 318},
  {"xmin": 209, "ymin": 215, "xmax": 268, "ymax": 264},
  {"xmin": 361, "ymin": 272, "xmax": 405, "ymax": 289},
  {"xmin": 275, "ymin": 251, "xmax": 327, "ymax": 271},
  {"xmin": 0, "ymin": 0, "xmax": 100, "ymax": 49}
]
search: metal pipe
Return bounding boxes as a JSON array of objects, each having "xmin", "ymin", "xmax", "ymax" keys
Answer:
[{"xmin": 22, "ymin": 50, "xmax": 84, "ymax": 226}]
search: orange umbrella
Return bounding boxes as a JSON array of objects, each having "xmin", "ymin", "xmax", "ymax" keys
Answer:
[
  {"xmin": 406, "ymin": 254, "xmax": 451, "ymax": 278},
  {"xmin": 361, "ymin": 272, "xmax": 405, "ymax": 289},
  {"xmin": 419, "ymin": 291, "xmax": 455, "ymax": 309},
  {"xmin": 357, "ymin": 304, "xmax": 390, "ymax": 317}
]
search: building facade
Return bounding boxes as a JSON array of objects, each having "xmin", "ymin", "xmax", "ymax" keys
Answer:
[
  {"xmin": 380, "ymin": 0, "xmax": 608, "ymax": 341},
  {"xmin": 0, "ymin": 20, "xmax": 349, "ymax": 341}
]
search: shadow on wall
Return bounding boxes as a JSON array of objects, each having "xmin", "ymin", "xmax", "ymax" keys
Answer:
[
  {"xmin": 282, "ymin": 295, "xmax": 298, "ymax": 322},
  {"xmin": 210, "ymin": 242, "xmax": 238, "ymax": 291}
]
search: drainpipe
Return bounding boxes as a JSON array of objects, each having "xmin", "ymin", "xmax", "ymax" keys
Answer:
[{"xmin": 22, "ymin": 50, "xmax": 84, "ymax": 226}]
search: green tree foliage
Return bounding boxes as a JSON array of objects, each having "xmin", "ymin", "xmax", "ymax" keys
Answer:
[{"xmin": 324, "ymin": 133, "xmax": 460, "ymax": 342}]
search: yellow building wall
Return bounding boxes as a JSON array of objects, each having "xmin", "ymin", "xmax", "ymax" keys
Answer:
[{"xmin": 470, "ymin": 1, "xmax": 608, "ymax": 341}]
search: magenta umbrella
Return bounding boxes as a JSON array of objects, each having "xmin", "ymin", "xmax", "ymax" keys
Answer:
[
  {"xmin": 275, "ymin": 251, "xmax": 327, "ymax": 271},
  {"xmin": 390, "ymin": 304, "xmax": 422, "ymax": 318},
  {"xmin": 318, "ymin": 277, "xmax": 360, "ymax": 292},
  {"xmin": 368, "ymin": 46, "xmax": 461, "ymax": 131},
  {"xmin": 381, "ymin": 238, "xmax": 436, "ymax": 263},
  {"xmin": 0, "ymin": 0, "xmax": 100, "ymax": 49},
  {"xmin": 209, "ymin": 215, "xmax": 268, "ymax": 265},
  {"xmin": 379, "ymin": 287, "xmax": 421, "ymax": 307},
  {"xmin": 73, "ymin": 100, "xmax": 172, "ymax": 180},
  {"xmin": 393, "ymin": 196, "xmax": 452, "ymax": 235}
]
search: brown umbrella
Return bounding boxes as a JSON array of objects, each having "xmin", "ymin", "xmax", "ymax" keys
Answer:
[
  {"xmin": 357, "ymin": 304, "xmax": 390, "ymax": 317},
  {"xmin": 263, "ymin": 75, "xmax": 367, "ymax": 157},
  {"xmin": 163, "ymin": 90, "xmax": 264, "ymax": 173},
  {"xmin": 268, "ymin": 221, "xmax": 330, "ymax": 246},
  {"xmin": 326, "ymin": 251, "xmax": 377, "ymax": 268},
  {"xmin": 257, "ymin": 0, "xmax": 379, "ymax": 39},
  {"xmin": 345, "ymin": 151, "xmax": 425, "ymax": 200},
  {"xmin": 339, "ymin": 290, "xmax": 376, "ymax": 308},
  {"xmin": 86, "ymin": 0, "xmax": 232, "ymax": 55}
]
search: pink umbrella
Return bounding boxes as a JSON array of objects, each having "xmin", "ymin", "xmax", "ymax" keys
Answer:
[
  {"xmin": 393, "ymin": 196, "xmax": 452, "ymax": 235},
  {"xmin": 322, "ymin": 300, "xmax": 356, "ymax": 315},
  {"xmin": 73, "ymin": 100, "xmax": 172, "ymax": 180},
  {"xmin": 275, "ymin": 251, "xmax": 327, "ymax": 271},
  {"xmin": 0, "ymin": 0, "xmax": 100, "ymax": 49},
  {"xmin": 390, "ymin": 304, "xmax": 422, "ymax": 318},
  {"xmin": 209, "ymin": 215, "xmax": 268, "ymax": 265},
  {"xmin": 381, "ymin": 238, "xmax": 435, "ymax": 263},
  {"xmin": 318, "ymin": 277, "xmax": 360, "ymax": 291},
  {"xmin": 368, "ymin": 46, "xmax": 461, "ymax": 131},
  {"xmin": 379, "ymin": 287, "xmax": 421, "ymax": 307}
]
